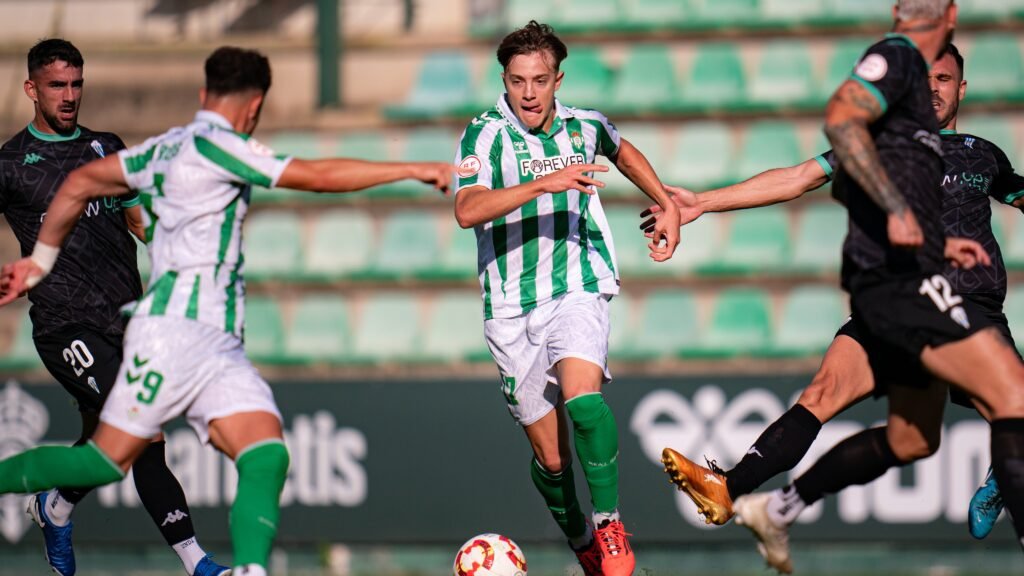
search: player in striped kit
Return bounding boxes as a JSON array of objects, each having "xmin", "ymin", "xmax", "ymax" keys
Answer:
[{"xmin": 454, "ymin": 21, "xmax": 681, "ymax": 576}]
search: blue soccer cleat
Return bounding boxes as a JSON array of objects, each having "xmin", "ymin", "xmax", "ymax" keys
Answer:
[
  {"xmin": 969, "ymin": 467, "xmax": 1004, "ymax": 539},
  {"xmin": 27, "ymin": 491, "xmax": 76, "ymax": 576},
  {"xmin": 193, "ymin": 554, "xmax": 231, "ymax": 576}
]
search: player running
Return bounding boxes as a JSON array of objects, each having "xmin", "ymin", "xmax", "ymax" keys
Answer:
[
  {"xmin": 0, "ymin": 46, "xmax": 451, "ymax": 576},
  {"xmin": 453, "ymin": 21, "xmax": 681, "ymax": 576},
  {"xmin": 0, "ymin": 38, "xmax": 227, "ymax": 576},
  {"xmin": 650, "ymin": 43, "xmax": 1016, "ymax": 540}
]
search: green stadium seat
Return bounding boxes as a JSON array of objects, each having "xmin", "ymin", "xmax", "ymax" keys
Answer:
[
  {"xmin": 245, "ymin": 211, "xmax": 303, "ymax": 280},
  {"xmin": 760, "ymin": 0, "xmax": 824, "ymax": 24},
  {"xmin": 507, "ymin": 0, "xmax": 555, "ymax": 28},
  {"xmin": 420, "ymin": 292, "xmax": 487, "ymax": 362},
  {"xmin": 620, "ymin": 0, "xmax": 687, "ymax": 30},
  {"xmin": 474, "ymin": 58, "xmax": 506, "ymax": 111},
  {"xmin": 334, "ymin": 132, "xmax": 404, "ymax": 197},
  {"xmin": 395, "ymin": 128, "xmax": 458, "ymax": 197},
  {"xmin": 959, "ymin": 0, "xmax": 1020, "ymax": 22},
  {"xmin": 370, "ymin": 210, "xmax": 442, "ymax": 279},
  {"xmin": 959, "ymin": 116, "xmax": 1019, "ymax": 161},
  {"xmin": 305, "ymin": 210, "xmax": 374, "ymax": 280},
  {"xmin": 736, "ymin": 121, "xmax": 803, "ymax": 179},
  {"xmin": 790, "ymin": 203, "xmax": 845, "ymax": 272},
  {"xmin": 1005, "ymin": 286, "xmax": 1024, "ymax": 352},
  {"xmin": 602, "ymin": 124, "xmax": 663, "ymax": 198},
  {"xmin": 679, "ymin": 43, "xmax": 746, "ymax": 111},
  {"xmin": 284, "ymin": 295, "xmax": 350, "ymax": 363},
  {"xmin": 818, "ymin": 39, "xmax": 872, "ymax": 102},
  {"xmin": 826, "ymin": 0, "xmax": 892, "ymax": 23},
  {"xmin": 966, "ymin": 36, "xmax": 1024, "ymax": 101},
  {"xmin": 772, "ymin": 286, "xmax": 846, "ymax": 356},
  {"xmin": 689, "ymin": 0, "xmax": 759, "ymax": 27},
  {"xmin": 695, "ymin": 288, "xmax": 772, "ymax": 357},
  {"xmin": 607, "ymin": 292, "xmax": 634, "ymax": 360},
  {"xmin": 749, "ymin": 42, "xmax": 815, "ymax": 108},
  {"xmin": 678, "ymin": 213, "xmax": 723, "ymax": 274},
  {"xmin": 629, "ymin": 290, "xmax": 700, "ymax": 359},
  {"xmin": 610, "ymin": 45, "xmax": 679, "ymax": 113},
  {"xmin": 604, "ymin": 206, "xmax": 661, "ymax": 277},
  {"xmin": 553, "ymin": 0, "xmax": 620, "ymax": 32},
  {"xmin": 0, "ymin": 312, "xmax": 42, "ymax": 369},
  {"xmin": 437, "ymin": 226, "xmax": 479, "ymax": 280},
  {"xmin": 268, "ymin": 132, "xmax": 323, "ymax": 159},
  {"xmin": 386, "ymin": 52, "xmax": 473, "ymax": 119},
  {"xmin": 244, "ymin": 296, "xmax": 286, "ymax": 363},
  {"xmin": 556, "ymin": 47, "xmax": 613, "ymax": 110},
  {"xmin": 351, "ymin": 293, "xmax": 420, "ymax": 362},
  {"xmin": 666, "ymin": 122, "xmax": 734, "ymax": 189},
  {"xmin": 712, "ymin": 207, "xmax": 791, "ymax": 274}
]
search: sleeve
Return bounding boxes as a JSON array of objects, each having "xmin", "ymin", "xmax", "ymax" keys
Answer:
[
  {"xmin": 990, "ymin": 144, "xmax": 1024, "ymax": 205},
  {"xmin": 581, "ymin": 111, "xmax": 621, "ymax": 158},
  {"xmin": 0, "ymin": 161, "xmax": 9, "ymax": 213},
  {"xmin": 455, "ymin": 120, "xmax": 503, "ymax": 193},
  {"xmin": 118, "ymin": 135, "xmax": 162, "ymax": 192},
  {"xmin": 850, "ymin": 40, "xmax": 914, "ymax": 115},
  {"xmin": 194, "ymin": 131, "xmax": 293, "ymax": 188},
  {"xmin": 120, "ymin": 191, "xmax": 142, "ymax": 208},
  {"xmin": 813, "ymin": 149, "xmax": 838, "ymax": 182},
  {"xmin": 107, "ymin": 133, "xmax": 127, "ymax": 154}
]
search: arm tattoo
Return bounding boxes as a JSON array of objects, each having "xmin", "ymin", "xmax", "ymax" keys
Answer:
[{"xmin": 825, "ymin": 82, "xmax": 909, "ymax": 215}]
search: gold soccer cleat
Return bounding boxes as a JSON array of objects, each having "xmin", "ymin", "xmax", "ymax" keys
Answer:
[{"xmin": 660, "ymin": 447, "xmax": 734, "ymax": 525}]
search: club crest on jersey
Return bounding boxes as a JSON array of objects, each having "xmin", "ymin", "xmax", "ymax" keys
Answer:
[
  {"xmin": 570, "ymin": 131, "xmax": 584, "ymax": 149},
  {"xmin": 520, "ymin": 153, "xmax": 585, "ymax": 177},
  {"xmin": 90, "ymin": 140, "xmax": 105, "ymax": 158},
  {"xmin": 965, "ymin": 137, "xmax": 975, "ymax": 149}
]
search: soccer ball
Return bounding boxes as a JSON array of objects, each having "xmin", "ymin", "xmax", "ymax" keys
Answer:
[{"xmin": 453, "ymin": 533, "xmax": 528, "ymax": 576}]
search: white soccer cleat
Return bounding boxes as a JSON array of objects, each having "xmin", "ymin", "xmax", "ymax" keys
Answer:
[{"xmin": 734, "ymin": 493, "xmax": 793, "ymax": 574}]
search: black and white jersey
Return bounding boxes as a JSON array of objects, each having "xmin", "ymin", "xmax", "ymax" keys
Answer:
[{"xmin": 0, "ymin": 124, "xmax": 142, "ymax": 338}]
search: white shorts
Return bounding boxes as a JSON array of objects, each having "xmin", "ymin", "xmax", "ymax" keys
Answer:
[
  {"xmin": 484, "ymin": 291, "xmax": 612, "ymax": 426},
  {"xmin": 100, "ymin": 316, "xmax": 282, "ymax": 444}
]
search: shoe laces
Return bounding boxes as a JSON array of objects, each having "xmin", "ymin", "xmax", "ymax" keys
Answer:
[
  {"xmin": 978, "ymin": 489, "xmax": 1004, "ymax": 512},
  {"xmin": 596, "ymin": 521, "xmax": 632, "ymax": 558},
  {"xmin": 705, "ymin": 456, "xmax": 727, "ymax": 477}
]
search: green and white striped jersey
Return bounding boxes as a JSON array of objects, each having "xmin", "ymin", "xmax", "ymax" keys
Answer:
[
  {"xmin": 117, "ymin": 110, "xmax": 291, "ymax": 337},
  {"xmin": 456, "ymin": 96, "xmax": 621, "ymax": 319}
]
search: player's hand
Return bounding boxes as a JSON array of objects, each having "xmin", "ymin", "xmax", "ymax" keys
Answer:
[
  {"xmin": 411, "ymin": 162, "xmax": 455, "ymax": 196},
  {"xmin": 0, "ymin": 258, "xmax": 44, "ymax": 307},
  {"xmin": 944, "ymin": 237, "xmax": 991, "ymax": 270},
  {"xmin": 640, "ymin": 185, "xmax": 701, "ymax": 235},
  {"xmin": 887, "ymin": 210, "xmax": 923, "ymax": 249},
  {"xmin": 535, "ymin": 164, "xmax": 608, "ymax": 195},
  {"xmin": 648, "ymin": 203, "xmax": 681, "ymax": 262},
  {"xmin": 1013, "ymin": 197, "xmax": 1024, "ymax": 211}
]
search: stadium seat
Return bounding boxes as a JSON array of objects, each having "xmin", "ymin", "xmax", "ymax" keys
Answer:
[
  {"xmin": 966, "ymin": 35, "xmax": 1024, "ymax": 101},
  {"xmin": 679, "ymin": 43, "xmax": 746, "ymax": 111},
  {"xmin": 620, "ymin": 0, "xmax": 687, "ymax": 30},
  {"xmin": 386, "ymin": 52, "xmax": 473, "ymax": 119},
  {"xmin": 735, "ymin": 121, "xmax": 803, "ymax": 181},
  {"xmin": 351, "ymin": 293, "xmax": 420, "ymax": 363},
  {"xmin": 1005, "ymin": 286, "xmax": 1024, "ymax": 353},
  {"xmin": 789, "ymin": 203, "xmax": 846, "ymax": 273},
  {"xmin": 556, "ymin": 46, "xmax": 613, "ymax": 110},
  {"xmin": 602, "ymin": 124, "xmax": 663, "ymax": 197},
  {"xmin": 607, "ymin": 292, "xmax": 635, "ymax": 359},
  {"xmin": 244, "ymin": 296, "xmax": 286, "ymax": 363},
  {"xmin": 629, "ymin": 290, "xmax": 700, "ymax": 359},
  {"xmin": 268, "ymin": 132, "xmax": 323, "ymax": 159},
  {"xmin": 284, "ymin": 295, "xmax": 350, "ymax": 363},
  {"xmin": 818, "ymin": 38, "xmax": 872, "ymax": 102},
  {"xmin": 610, "ymin": 45, "xmax": 680, "ymax": 113},
  {"xmin": 666, "ymin": 122, "xmax": 734, "ymax": 189},
  {"xmin": 678, "ymin": 212, "xmax": 724, "ymax": 274},
  {"xmin": 689, "ymin": 0, "xmax": 759, "ymax": 27},
  {"xmin": 959, "ymin": 0, "xmax": 1021, "ymax": 22},
  {"xmin": 334, "ymin": 132, "xmax": 403, "ymax": 197},
  {"xmin": 553, "ymin": 0, "xmax": 620, "ymax": 32},
  {"xmin": 959, "ymin": 115, "xmax": 1019, "ymax": 161},
  {"xmin": 507, "ymin": 0, "xmax": 555, "ymax": 28},
  {"xmin": 695, "ymin": 288, "xmax": 773, "ymax": 357},
  {"xmin": 396, "ymin": 128, "xmax": 458, "ymax": 197},
  {"xmin": 420, "ymin": 292, "xmax": 487, "ymax": 362},
  {"xmin": 760, "ymin": 0, "xmax": 825, "ymax": 24},
  {"xmin": 370, "ymin": 210, "xmax": 442, "ymax": 279},
  {"xmin": 604, "ymin": 206, "xmax": 662, "ymax": 277},
  {"xmin": 772, "ymin": 285, "xmax": 846, "ymax": 356},
  {"xmin": 749, "ymin": 41, "xmax": 816, "ymax": 108},
  {"xmin": 825, "ymin": 0, "xmax": 892, "ymax": 23},
  {"xmin": 245, "ymin": 211, "xmax": 303, "ymax": 280},
  {"xmin": 437, "ymin": 225, "xmax": 481, "ymax": 280},
  {"xmin": 473, "ymin": 58, "xmax": 506, "ymax": 112},
  {"xmin": 304, "ymin": 210, "xmax": 374, "ymax": 280},
  {"xmin": 0, "ymin": 312, "xmax": 42, "ymax": 369},
  {"xmin": 712, "ymin": 208, "xmax": 791, "ymax": 274}
]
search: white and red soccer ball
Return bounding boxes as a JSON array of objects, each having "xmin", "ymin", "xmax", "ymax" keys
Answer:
[{"xmin": 453, "ymin": 533, "xmax": 527, "ymax": 576}]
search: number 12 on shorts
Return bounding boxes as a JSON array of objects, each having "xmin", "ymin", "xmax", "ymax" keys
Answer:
[
  {"xmin": 125, "ymin": 354, "xmax": 164, "ymax": 405},
  {"xmin": 919, "ymin": 274, "xmax": 971, "ymax": 329}
]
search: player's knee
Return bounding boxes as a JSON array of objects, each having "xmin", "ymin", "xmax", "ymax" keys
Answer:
[
  {"xmin": 888, "ymin": 428, "xmax": 940, "ymax": 462},
  {"xmin": 237, "ymin": 440, "xmax": 290, "ymax": 484},
  {"xmin": 534, "ymin": 450, "xmax": 569, "ymax": 474},
  {"xmin": 799, "ymin": 372, "xmax": 841, "ymax": 422}
]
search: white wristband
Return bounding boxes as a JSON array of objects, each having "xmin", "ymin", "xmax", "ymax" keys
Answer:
[{"xmin": 30, "ymin": 242, "xmax": 60, "ymax": 275}]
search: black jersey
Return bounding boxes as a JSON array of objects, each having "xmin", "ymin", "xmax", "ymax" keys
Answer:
[
  {"xmin": 831, "ymin": 34, "xmax": 945, "ymax": 288},
  {"xmin": 818, "ymin": 130, "xmax": 1024, "ymax": 305},
  {"xmin": 0, "ymin": 124, "xmax": 142, "ymax": 338}
]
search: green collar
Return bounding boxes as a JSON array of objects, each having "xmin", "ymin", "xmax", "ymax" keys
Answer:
[
  {"xmin": 885, "ymin": 32, "xmax": 931, "ymax": 70},
  {"xmin": 530, "ymin": 114, "xmax": 565, "ymax": 140},
  {"xmin": 28, "ymin": 122, "xmax": 81, "ymax": 142},
  {"xmin": 940, "ymin": 129, "xmax": 957, "ymax": 135}
]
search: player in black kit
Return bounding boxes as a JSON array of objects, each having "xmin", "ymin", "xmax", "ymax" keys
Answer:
[
  {"xmin": 652, "ymin": 44, "xmax": 1016, "ymax": 541},
  {"xmin": 0, "ymin": 39, "xmax": 228, "ymax": 576}
]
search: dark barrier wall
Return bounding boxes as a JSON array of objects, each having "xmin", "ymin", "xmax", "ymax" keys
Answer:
[{"xmin": 0, "ymin": 375, "xmax": 1006, "ymax": 547}]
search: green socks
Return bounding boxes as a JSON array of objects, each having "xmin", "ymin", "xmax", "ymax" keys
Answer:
[
  {"xmin": 230, "ymin": 440, "xmax": 290, "ymax": 569},
  {"xmin": 530, "ymin": 458, "xmax": 588, "ymax": 540},
  {"xmin": 565, "ymin": 392, "xmax": 620, "ymax": 514},
  {"xmin": 0, "ymin": 441, "xmax": 124, "ymax": 494}
]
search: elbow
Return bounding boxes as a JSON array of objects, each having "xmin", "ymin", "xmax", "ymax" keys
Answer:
[{"xmin": 455, "ymin": 207, "xmax": 476, "ymax": 229}]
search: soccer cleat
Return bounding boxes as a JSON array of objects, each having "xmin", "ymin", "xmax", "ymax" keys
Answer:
[
  {"xmin": 571, "ymin": 535, "xmax": 603, "ymax": 576},
  {"xmin": 27, "ymin": 492, "xmax": 76, "ymax": 576},
  {"xmin": 734, "ymin": 493, "xmax": 793, "ymax": 575},
  {"xmin": 193, "ymin": 554, "xmax": 231, "ymax": 576},
  {"xmin": 969, "ymin": 467, "xmax": 1004, "ymax": 540},
  {"xmin": 660, "ymin": 447, "xmax": 734, "ymax": 525},
  {"xmin": 594, "ymin": 520, "xmax": 634, "ymax": 576}
]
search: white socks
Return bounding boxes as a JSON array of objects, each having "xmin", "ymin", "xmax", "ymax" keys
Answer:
[
  {"xmin": 172, "ymin": 537, "xmax": 208, "ymax": 575},
  {"xmin": 592, "ymin": 509, "xmax": 621, "ymax": 527},
  {"xmin": 234, "ymin": 564, "xmax": 268, "ymax": 576},
  {"xmin": 766, "ymin": 486, "xmax": 806, "ymax": 527},
  {"xmin": 44, "ymin": 489, "xmax": 75, "ymax": 527}
]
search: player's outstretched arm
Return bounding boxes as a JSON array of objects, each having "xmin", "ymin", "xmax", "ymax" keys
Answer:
[
  {"xmin": 454, "ymin": 164, "xmax": 608, "ymax": 229},
  {"xmin": 124, "ymin": 205, "xmax": 147, "ymax": 242},
  {"xmin": 639, "ymin": 158, "xmax": 830, "ymax": 233},
  {"xmin": 826, "ymin": 80, "xmax": 921, "ymax": 247},
  {"xmin": 277, "ymin": 159, "xmax": 454, "ymax": 196},
  {"xmin": 612, "ymin": 138, "xmax": 680, "ymax": 262}
]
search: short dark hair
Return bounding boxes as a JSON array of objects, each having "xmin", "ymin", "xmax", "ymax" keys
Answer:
[
  {"xmin": 28, "ymin": 38, "xmax": 83, "ymax": 75},
  {"xmin": 944, "ymin": 43, "xmax": 964, "ymax": 76},
  {"xmin": 204, "ymin": 46, "xmax": 272, "ymax": 95},
  {"xmin": 496, "ymin": 21, "xmax": 568, "ymax": 71}
]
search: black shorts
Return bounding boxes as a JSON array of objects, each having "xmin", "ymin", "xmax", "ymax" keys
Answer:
[{"xmin": 34, "ymin": 328, "xmax": 124, "ymax": 414}]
